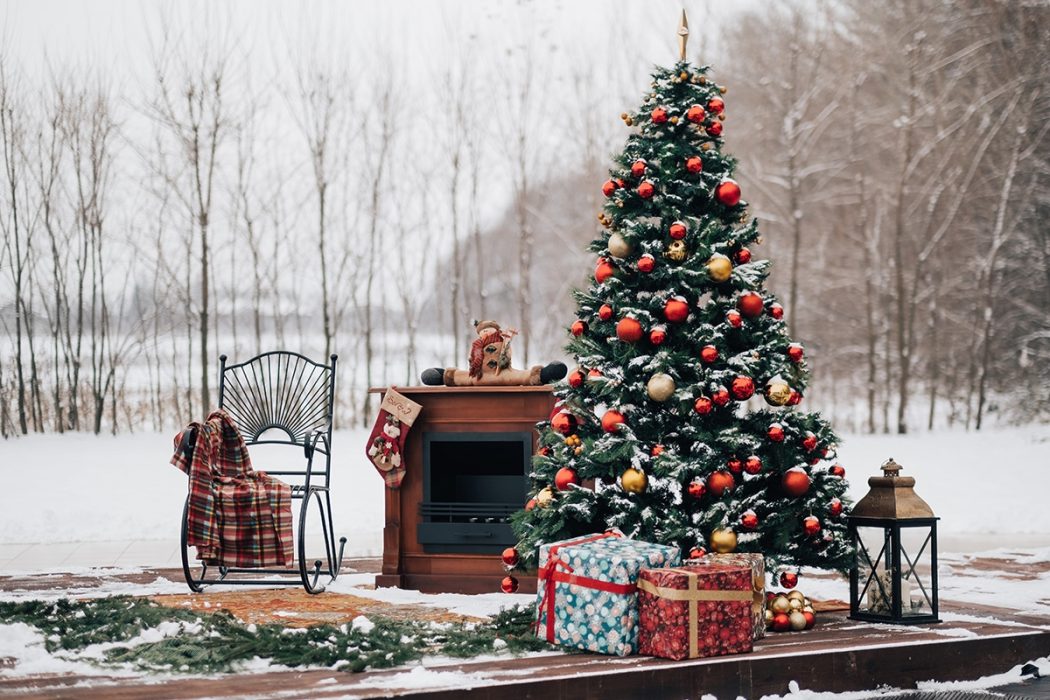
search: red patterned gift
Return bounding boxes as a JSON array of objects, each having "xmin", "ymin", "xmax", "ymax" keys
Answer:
[
  {"xmin": 686, "ymin": 553, "xmax": 766, "ymax": 639},
  {"xmin": 638, "ymin": 564, "xmax": 753, "ymax": 660}
]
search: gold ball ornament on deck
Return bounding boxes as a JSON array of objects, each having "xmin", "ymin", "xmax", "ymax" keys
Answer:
[
  {"xmin": 709, "ymin": 528, "xmax": 738, "ymax": 553},
  {"xmin": 621, "ymin": 467, "xmax": 648, "ymax": 494},
  {"xmin": 764, "ymin": 379, "xmax": 793, "ymax": 406},
  {"xmin": 607, "ymin": 232, "xmax": 633, "ymax": 259},
  {"xmin": 646, "ymin": 373, "xmax": 676, "ymax": 402},
  {"xmin": 789, "ymin": 610, "xmax": 808, "ymax": 631},
  {"xmin": 665, "ymin": 240, "xmax": 688, "ymax": 262},
  {"xmin": 770, "ymin": 595, "xmax": 791, "ymax": 614},
  {"xmin": 706, "ymin": 254, "xmax": 733, "ymax": 283}
]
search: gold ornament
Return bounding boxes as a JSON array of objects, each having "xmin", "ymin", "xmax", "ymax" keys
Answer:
[
  {"xmin": 709, "ymin": 528, "xmax": 737, "ymax": 553},
  {"xmin": 789, "ymin": 610, "xmax": 807, "ymax": 631},
  {"xmin": 646, "ymin": 373, "xmax": 676, "ymax": 402},
  {"xmin": 802, "ymin": 605, "xmax": 815, "ymax": 615},
  {"xmin": 679, "ymin": 71, "xmax": 689, "ymax": 81},
  {"xmin": 701, "ymin": 142, "xmax": 713, "ymax": 151},
  {"xmin": 764, "ymin": 380, "xmax": 792, "ymax": 406},
  {"xmin": 536, "ymin": 486, "xmax": 554, "ymax": 508},
  {"xmin": 764, "ymin": 608, "xmax": 774, "ymax": 624},
  {"xmin": 625, "ymin": 117, "xmax": 634, "ymax": 126},
  {"xmin": 665, "ymin": 240, "xmax": 688, "ymax": 262},
  {"xmin": 770, "ymin": 595, "xmax": 791, "ymax": 614},
  {"xmin": 670, "ymin": 116, "xmax": 680, "ymax": 125},
  {"xmin": 620, "ymin": 112, "xmax": 628, "ymax": 121},
  {"xmin": 621, "ymin": 467, "xmax": 648, "ymax": 494},
  {"xmin": 720, "ymin": 86, "xmax": 728, "ymax": 94},
  {"xmin": 607, "ymin": 232, "xmax": 633, "ymax": 259},
  {"xmin": 787, "ymin": 590, "xmax": 806, "ymax": 601},
  {"xmin": 574, "ymin": 447, "xmax": 583, "ymax": 456},
  {"xmin": 789, "ymin": 597, "xmax": 804, "ymax": 611},
  {"xmin": 699, "ymin": 76, "xmax": 707, "ymax": 85},
  {"xmin": 706, "ymin": 254, "xmax": 733, "ymax": 283}
]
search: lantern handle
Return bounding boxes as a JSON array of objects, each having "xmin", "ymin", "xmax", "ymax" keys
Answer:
[{"xmin": 881, "ymin": 458, "xmax": 902, "ymax": 477}]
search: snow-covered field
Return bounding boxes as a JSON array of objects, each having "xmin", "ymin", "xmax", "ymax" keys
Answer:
[{"xmin": 0, "ymin": 424, "xmax": 1049, "ymax": 562}]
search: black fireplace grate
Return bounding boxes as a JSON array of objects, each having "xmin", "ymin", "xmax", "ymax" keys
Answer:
[{"xmin": 420, "ymin": 502, "xmax": 518, "ymax": 523}]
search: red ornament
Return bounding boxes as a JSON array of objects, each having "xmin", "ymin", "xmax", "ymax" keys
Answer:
[
  {"xmin": 664, "ymin": 297, "xmax": 690, "ymax": 323},
  {"xmin": 616, "ymin": 317, "xmax": 644, "ymax": 343},
  {"xmin": 801, "ymin": 432, "xmax": 817, "ymax": 451},
  {"xmin": 741, "ymin": 510, "xmax": 759, "ymax": 531},
  {"xmin": 706, "ymin": 120, "xmax": 723, "ymax": 137},
  {"xmin": 727, "ymin": 457, "xmax": 743, "ymax": 474},
  {"xmin": 570, "ymin": 320, "xmax": 587, "ymax": 336},
  {"xmin": 780, "ymin": 571, "xmax": 798, "ymax": 589},
  {"xmin": 700, "ymin": 345, "xmax": 719, "ymax": 363},
  {"xmin": 630, "ymin": 159, "xmax": 647, "ymax": 177},
  {"xmin": 803, "ymin": 516, "xmax": 821, "ymax": 536},
  {"xmin": 669, "ymin": 221, "xmax": 687, "ymax": 239},
  {"xmin": 829, "ymin": 464, "xmax": 846, "ymax": 479},
  {"xmin": 694, "ymin": 396, "xmax": 713, "ymax": 415},
  {"xmin": 651, "ymin": 106, "xmax": 668, "ymax": 124},
  {"xmin": 708, "ymin": 470, "xmax": 735, "ymax": 496},
  {"xmin": 649, "ymin": 326, "xmax": 667, "ymax": 345},
  {"xmin": 788, "ymin": 390, "xmax": 803, "ymax": 406},
  {"xmin": 787, "ymin": 343, "xmax": 804, "ymax": 363},
  {"xmin": 501, "ymin": 547, "xmax": 520, "ymax": 568},
  {"xmin": 501, "ymin": 575, "xmax": 519, "ymax": 594},
  {"xmin": 588, "ymin": 368, "xmax": 602, "ymax": 379},
  {"xmin": 715, "ymin": 179, "xmax": 741, "ymax": 206},
  {"xmin": 525, "ymin": 498, "xmax": 537, "ymax": 511},
  {"xmin": 686, "ymin": 104, "xmax": 706, "ymax": 123},
  {"xmin": 734, "ymin": 247, "xmax": 751, "ymax": 264},
  {"xmin": 602, "ymin": 180, "xmax": 618, "ymax": 197},
  {"xmin": 555, "ymin": 467, "xmax": 579, "ymax": 491},
  {"xmin": 687, "ymin": 479, "xmax": 706, "ymax": 500},
  {"xmin": 726, "ymin": 310, "xmax": 743, "ymax": 328},
  {"xmin": 598, "ymin": 304, "xmax": 613, "ymax": 321},
  {"xmin": 772, "ymin": 613, "xmax": 791, "ymax": 632},
  {"xmin": 770, "ymin": 303, "xmax": 784, "ymax": 320},
  {"xmin": 601, "ymin": 409, "xmax": 626, "ymax": 433},
  {"xmin": 651, "ymin": 444, "xmax": 665, "ymax": 457},
  {"xmin": 567, "ymin": 369, "xmax": 584, "ymax": 388},
  {"xmin": 768, "ymin": 423, "xmax": 785, "ymax": 442},
  {"xmin": 712, "ymin": 387, "xmax": 730, "ymax": 406},
  {"xmin": 595, "ymin": 258, "xmax": 615, "ymax": 283},
  {"xmin": 829, "ymin": 498, "xmax": 843, "ymax": 517},
  {"xmin": 744, "ymin": 455, "xmax": 762, "ymax": 474},
  {"xmin": 689, "ymin": 547, "xmax": 707, "ymax": 560},
  {"xmin": 638, "ymin": 181, "xmax": 655, "ymax": 199},
  {"xmin": 782, "ymin": 468, "xmax": 811, "ymax": 497},
  {"xmin": 803, "ymin": 611, "xmax": 816, "ymax": 629},
  {"xmin": 538, "ymin": 446, "xmax": 550, "ymax": 456},
  {"xmin": 637, "ymin": 254, "xmax": 655, "ymax": 273},
  {"xmin": 685, "ymin": 156, "xmax": 703, "ymax": 173},
  {"xmin": 738, "ymin": 292, "xmax": 764, "ymax": 318},
  {"xmin": 551, "ymin": 410, "xmax": 577, "ymax": 436},
  {"xmin": 707, "ymin": 96, "xmax": 725, "ymax": 114},
  {"xmin": 730, "ymin": 376, "xmax": 755, "ymax": 401}
]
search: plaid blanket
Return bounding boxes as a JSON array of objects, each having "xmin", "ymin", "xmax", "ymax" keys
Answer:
[{"xmin": 171, "ymin": 410, "xmax": 294, "ymax": 568}]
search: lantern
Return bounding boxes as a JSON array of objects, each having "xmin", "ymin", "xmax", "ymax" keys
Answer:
[{"xmin": 849, "ymin": 459, "xmax": 939, "ymax": 624}]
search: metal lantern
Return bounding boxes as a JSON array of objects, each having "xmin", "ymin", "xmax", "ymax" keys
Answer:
[{"xmin": 849, "ymin": 458, "xmax": 940, "ymax": 624}]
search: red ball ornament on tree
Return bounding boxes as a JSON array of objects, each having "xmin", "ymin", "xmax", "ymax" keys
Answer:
[
  {"xmin": 738, "ymin": 292, "xmax": 764, "ymax": 318},
  {"xmin": 708, "ymin": 470, "xmax": 735, "ymax": 496},
  {"xmin": 637, "ymin": 254, "xmax": 655, "ymax": 273},
  {"xmin": 731, "ymin": 376, "xmax": 755, "ymax": 401},
  {"xmin": 788, "ymin": 390, "xmax": 803, "ymax": 406},
  {"xmin": 782, "ymin": 468, "xmax": 811, "ymax": 497},
  {"xmin": 649, "ymin": 326, "xmax": 667, "ymax": 345},
  {"xmin": 689, "ymin": 547, "xmax": 707, "ymax": 560},
  {"xmin": 700, "ymin": 345, "xmax": 719, "ymax": 363},
  {"xmin": 830, "ymin": 464, "xmax": 846, "ymax": 479},
  {"xmin": 570, "ymin": 320, "xmax": 587, "ymax": 336},
  {"xmin": 525, "ymin": 498, "xmax": 536, "ymax": 511},
  {"xmin": 727, "ymin": 457, "xmax": 743, "ymax": 474},
  {"xmin": 588, "ymin": 368, "xmax": 602, "ymax": 379},
  {"xmin": 687, "ymin": 479, "xmax": 706, "ymax": 500},
  {"xmin": 551, "ymin": 410, "xmax": 577, "ymax": 436},
  {"xmin": 734, "ymin": 247, "xmax": 752, "ymax": 264},
  {"xmin": 601, "ymin": 409, "xmax": 626, "ymax": 433},
  {"xmin": 707, "ymin": 96, "xmax": 725, "ymax": 114},
  {"xmin": 651, "ymin": 106, "xmax": 668, "ymax": 124},
  {"xmin": 712, "ymin": 387, "xmax": 730, "ymax": 407},
  {"xmin": 745, "ymin": 455, "xmax": 763, "ymax": 474},
  {"xmin": 741, "ymin": 510, "xmax": 759, "ymax": 531},
  {"xmin": 630, "ymin": 159, "xmax": 647, "ymax": 178},
  {"xmin": 555, "ymin": 467, "xmax": 579, "ymax": 491},
  {"xmin": 685, "ymin": 156, "xmax": 703, "ymax": 174},
  {"xmin": 694, "ymin": 396, "xmax": 713, "ymax": 415},
  {"xmin": 501, "ymin": 575, "xmax": 519, "ymax": 594},
  {"xmin": 706, "ymin": 120, "xmax": 723, "ymax": 137},
  {"xmin": 501, "ymin": 547, "xmax": 520, "ymax": 568},
  {"xmin": 602, "ymin": 180, "xmax": 618, "ymax": 197},
  {"xmin": 803, "ymin": 516, "xmax": 821, "ymax": 536},
  {"xmin": 664, "ymin": 297, "xmax": 689, "ymax": 323},
  {"xmin": 669, "ymin": 221, "xmax": 687, "ymax": 240},
  {"xmin": 726, "ymin": 310, "xmax": 743, "ymax": 328},
  {"xmin": 715, "ymin": 179, "xmax": 741, "ymax": 206},
  {"xmin": 802, "ymin": 432, "xmax": 818, "ymax": 451},
  {"xmin": 616, "ymin": 317, "xmax": 644, "ymax": 343},
  {"xmin": 770, "ymin": 303, "xmax": 785, "ymax": 320},
  {"xmin": 598, "ymin": 304, "xmax": 613, "ymax": 321},
  {"xmin": 638, "ymin": 181, "xmax": 655, "ymax": 199},
  {"xmin": 829, "ymin": 498, "xmax": 843, "ymax": 517},
  {"xmin": 787, "ymin": 343, "xmax": 804, "ymax": 363},
  {"xmin": 651, "ymin": 444, "xmax": 665, "ymax": 457},
  {"xmin": 780, "ymin": 571, "xmax": 798, "ymax": 589},
  {"xmin": 768, "ymin": 423, "xmax": 785, "ymax": 442},
  {"xmin": 568, "ymin": 369, "xmax": 584, "ymax": 388},
  {"xmin": 686, "ymin": 104, "xmax": 706, "ymax": 124},
  {"xmin": 595, "ymin": 258, "xmax": 615, "ymax": 284}
]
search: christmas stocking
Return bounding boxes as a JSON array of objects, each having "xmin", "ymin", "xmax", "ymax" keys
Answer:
[{"xmin": 365, "ymin": 388, "xmax": 422, "ymax": 488}]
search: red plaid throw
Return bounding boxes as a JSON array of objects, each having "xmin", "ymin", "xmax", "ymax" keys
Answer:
[{"xmin": 171, "ymin": 410, "xmax": 294, "ymax": 568}]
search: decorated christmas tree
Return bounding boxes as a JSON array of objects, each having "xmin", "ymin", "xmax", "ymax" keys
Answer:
[{"xmin": 509, "ymin": 38, "xmax": 852, "ymax": 582}]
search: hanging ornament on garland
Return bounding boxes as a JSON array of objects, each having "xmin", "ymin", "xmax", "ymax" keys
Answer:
[
  {"xmin": 715, "ymin": 179, "xmax": 741, "ymax": 206},
  {"xmin": 731, "ymin": 375, "xmax": 755, "ymax": 401},
  {"xmin": 708, "ymin": 470, "xmax": 735, "ymax": 496},
  {"xmin": 694, "ymin": 396, "xmax": 714, "ymax": 415},
  {"xmin": 598, "ymin": 304, "xmax": 613, "ymax": 321},
  {"xmin": 630, "ymin": 159, "xmax": 647, "ymax": 177},
  {"xmin": 712, "ymin": 387, "xmax": 731, "ymax": 406},
  {"xmin": 727, "ymin": 457, "xmax": 743, "ymax": 474},
  {"xmin": 501, "ymin": 575, "xmax": 519, "ymax": 593},
  {"xmin": 829, "ymin": 498, "xmax": 843, "ymax": 517},
  {"xmin": 502, "ymin": 547, "xmax": 520, "ymax": 568},
  {"xmin": 709, "ymin": 528, "xmax": 738, "ymax": 554},
  {"xmin": 741, "ymin": 510, "xmax": 759, "ymax": 531},
  {"xmin": 734, "ymin": 247, "xmax": 752, "ymax": 264},
  {"xmin": 738, "ymin": 291, "xmax": 764, "ymax": 318},
  {"xmin": 669, "ymin": 221, "xmax": 687, "ymax": 240},
  {"xmin": 568, "ymin": 369, "xmax": 584, "ymax": 388},
  {"xmin": 745, "ymin": 455, "xmax": 763, "ymax": 474},
  {"xmin": 638, "ymin": 181, "xmax": 656, "ymax": 199},
  {"xmin": 708, "ymin": 96, "xmax": 725, "ymax": 114},
  {"xmin": 687, "ymin": 478, "xmax": 706, "ymax": 500},
  {"xmin": 802, "ymin": 432, "xmax": 818, "ymax": 451},
  {"xmin": 621, "ymin": 467, "xmax": 648, "ymax": 494},
  {"xmin": 570, "ymin": 320, "xmax": 587, "ymax": 336},
  {"xmin": 649, "ymin": 325, "xmax": 667, "ymax": 345},
  {"xmin": 706, "ymin": 121, "xmax": 724, "ymax": 137},
  {"xmin": 770, "ymin": 303, "xmax": 785, "ymax": 320},
  {"xmin": 647, "ymin": 373, "xmax": 676, "ymax": 402},
  {"xmin": 726, "ymin": 310, "xmax": 743, "ymax": 328},
  {"xmin": 787, "ymin": 343, "xmax": 804, "ymax": 363},
  {"xmin": 664, "ymin": 296, "xmax": 690, "ymax": 322},
  {"xmin": 768, "ymin": 423, "xmax": 786, "ymax": 442},
  {"xmin": 765, "ymin": 379, "xmax": 792, "ymax": 406},
  {"xmin": 651, "ymin": 106, "xmax": 668, "ymax": 124},
  {"xmin": 686, "ymin": 155, "xmax": 703, "ymax": 173},
  {"xmin": 595, "ymin": 258, "xmax": 615, "ymax": 283},
  {"xmin": 555, "ymin": 467, "xmax": 579, "ymax": 491},
  {"xmin": 700, "ymin": 345, "xmax": 719, "ymax": 363},
  {"xmin": 551, "ymin": 410, "xmax": 577, "ymax": 436},
  {"xmin": 601, "ymin": 409, "xmax": 626, "ymax": 433},
  {"xmin": 686, "ymin": 104, "xmax": 706, "ymax": 123},
  {"xmin": 803, "ymin": 516, "xmax": 821, "ymax": 536},
  {"xmin": 616, "ymin": 317, "xmax": 644, "ymax": 343},
  {"xmin": 665, "ymin": 240, "xmax": 688, "ymax": 262},
  {"xmin": 637, "ymin": 253, "xmax": 656, "ymax": 273},
  {"xmin": 782, "ymin": 467, "xmax": 811, "ymax": 497},
  {"xmin": 602, "ymin": 180, "xmax": 619, "ymax": 197},
  {"xmin": 829, "ymin": 464, "xmax": 846, "ymax": 478},
  {"xmin": 607, "ymin": 233, "xmax": 632, "ymax": 258}
]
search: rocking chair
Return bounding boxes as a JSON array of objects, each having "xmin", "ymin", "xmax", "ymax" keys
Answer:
[{"xmin": 179, "ymin": 351, "xmax": 347, "ymax": 594}]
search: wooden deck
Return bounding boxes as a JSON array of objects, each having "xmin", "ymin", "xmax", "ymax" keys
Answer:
[{"xmin": 2, "ymin": 565, "xmax": 1049, "ymax": 699}]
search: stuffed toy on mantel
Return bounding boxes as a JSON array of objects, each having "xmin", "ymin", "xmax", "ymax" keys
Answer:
[{"xmin": 420, "ymin": 320, "xmax": 566, "ymax": 387}]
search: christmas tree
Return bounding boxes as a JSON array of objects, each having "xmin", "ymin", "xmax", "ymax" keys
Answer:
[{"xmin": 510, "ymin": 47, "xmax": 852, "ymax": 579}]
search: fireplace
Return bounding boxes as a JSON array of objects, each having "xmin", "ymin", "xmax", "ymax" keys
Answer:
[{"xmin": 371, "ymin": 386, "xmax": 554, "ymax": 594}]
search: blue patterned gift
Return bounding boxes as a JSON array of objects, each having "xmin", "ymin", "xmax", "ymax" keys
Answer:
[{"xmin": 535, "ymin": 531, "xmax": 681, "ymax": 656}]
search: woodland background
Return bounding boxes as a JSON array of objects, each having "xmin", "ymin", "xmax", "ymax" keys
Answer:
[{"xmin": 1, "ymin": 0, "xmax": 1048, "ymax": 437}]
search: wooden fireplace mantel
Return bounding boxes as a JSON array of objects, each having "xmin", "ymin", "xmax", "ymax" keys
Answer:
[{"xmin": 369, "ymin": 385, "xmax": 554, "ymax": 594}]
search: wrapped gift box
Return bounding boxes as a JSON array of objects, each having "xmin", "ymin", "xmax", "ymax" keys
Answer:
[
  {"xmin": 638, "ymin": 564, "xmax": 753, "ymax": 660},
  {"xmin": 686, "ymin": 552, "xmax": 766, "ymax": 639},
  {"xmin": 535, "ymin": 532, "xmax": 680, "ymax": 656}
]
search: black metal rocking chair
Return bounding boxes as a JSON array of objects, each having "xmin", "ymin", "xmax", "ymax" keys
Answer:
[{"xmin": 179, "ymin": 351, "xmax": 347, "ymax": 594}]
